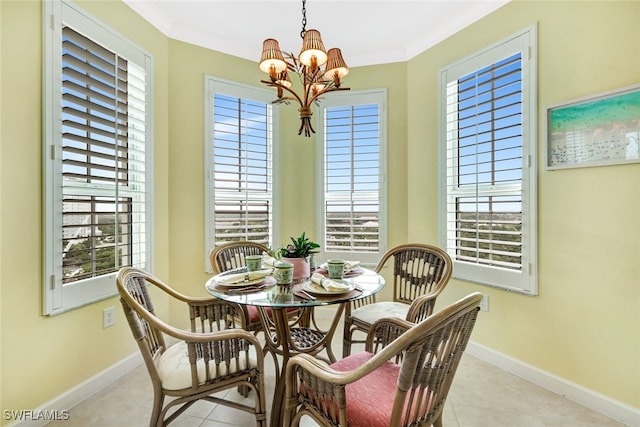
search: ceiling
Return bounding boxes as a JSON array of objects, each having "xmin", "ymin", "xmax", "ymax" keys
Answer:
[{"xmin": 122, "ymin": 0, "xmax": 510, "ymax": 67}]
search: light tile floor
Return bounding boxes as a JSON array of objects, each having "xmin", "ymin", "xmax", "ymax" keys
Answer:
[{"xmin": 47, "ymin": 307, "xmax": 626, "ymax": 427}]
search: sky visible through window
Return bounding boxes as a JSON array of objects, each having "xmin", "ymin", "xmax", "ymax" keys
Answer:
[
  {"xmin": 325, "ymin": 104, "xmax": 380, "ymax": 211},
  {"xmin": 213, "ymin": 94, "xmax": 270, "ymax": 194},
  {"xmin": 454, "ymin": 53, "xmax": 523, "ymax": 214}
]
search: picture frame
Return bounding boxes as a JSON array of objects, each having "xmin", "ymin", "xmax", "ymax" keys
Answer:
[{"xmin": 545, "ymin": 84, "xmax": 640, "ymax": 170}]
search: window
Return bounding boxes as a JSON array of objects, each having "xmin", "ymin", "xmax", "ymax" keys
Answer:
[
  {"xmin": 317, "ymin": 90, "xmax": 387, "ymax": 265},
  {"xmin": 439, "ymin": 26, "xmax": 537, "ymax": 294},
  {"xmin": 204, "ymin": 77, "xmax": 277, "ymax": 269},
  {"xmin": 43, "ymin": 1, "xmax": 153, "ymax": 315}
]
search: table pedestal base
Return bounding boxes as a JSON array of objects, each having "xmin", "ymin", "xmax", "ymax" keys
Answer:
[{"xmin": 260, "ymin": 305, "xmax": 344, "ymax": 427}]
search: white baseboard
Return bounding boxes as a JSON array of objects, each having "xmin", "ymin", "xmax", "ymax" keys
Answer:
[
  {"xmin": 7, "ymin": 352, "xmax": 142, "ymax": 427},
  {"xmin": 467, "ymin": 341, "xmax": 640, "ymax": 427}
]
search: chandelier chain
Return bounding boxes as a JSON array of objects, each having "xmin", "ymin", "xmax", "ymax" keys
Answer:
[{"xmin": 300, "ymin": 0, "xmax": 307, "ymax": 38}]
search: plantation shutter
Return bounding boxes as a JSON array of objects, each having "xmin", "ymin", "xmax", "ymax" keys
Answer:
[
  {"xmin": 323, "ymin": 104, "xmax": 381, "ymax": 253},
  {"xmin": 440, "ymin": 26, "xmax": 537, "ymax": 295},
  {"xmin": 444, "ymin": 52, "xmax": 524, "ymax": 271},
  {"xmin": 211, "ymin": 93, "xmax": 272, "ymax": 245},
  {"xmin": 60, "ymin": 26, "xmax": 148, "ymax": 284}
]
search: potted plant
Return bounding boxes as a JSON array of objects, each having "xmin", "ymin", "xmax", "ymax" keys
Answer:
[{"xmin": 278, "ymin": 232, "xmax": 320, "ymax": 280}]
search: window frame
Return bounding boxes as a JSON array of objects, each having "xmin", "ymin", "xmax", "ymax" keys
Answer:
[
  {"xmin": 43, "ymin": 0, "xmax": 154, "ymax": 315},
  {"xmin": 203, "ymin": 76, "xmax": 280, "ymax": 272},
  {"xmin": 316, "ymin": 89, "xmax": 388, "ymax": 265},
  {"xmin": 438, "ymin": 25, "xmax": 538, "ymax": 294}
]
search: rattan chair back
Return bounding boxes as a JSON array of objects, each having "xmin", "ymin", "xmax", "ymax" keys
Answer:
[
  {"xmin": 376, "ymin": 243, "xmax": 452, "ymax": 306},
  {"xmin": 208, "ymin": 241, "xmax": 273, "ymax": 334},
  {"xmin": 209, "ymin": 241, "xmax": 270, "ymax": 274},
  {"xmin": 343, "ymin": 243, "xmax": 453, "ymax": 357}
]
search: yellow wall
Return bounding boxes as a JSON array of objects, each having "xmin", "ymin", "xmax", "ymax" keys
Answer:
[
  {"xmin": 165, "ymin": 39, "xmax": 408, "ymax": 303},
  {"xmin": 0, "ymin": 0, "xmax": 4, "ymax": 413},
  {"xmin": 0, "ymin": 0, "xmax": 171, "ymax": 420},
  {"xmin": 1, "ymin": 0, "xmax": 638, "ymax": 420},
  {"xmin": 407, "ymin": 0, "xmax": 640, "ymax": 409}
]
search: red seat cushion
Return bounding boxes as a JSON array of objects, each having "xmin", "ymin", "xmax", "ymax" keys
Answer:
[
  {"xmin": 329, "ymin": 352, "xmax": 400, "ymax": 427},
  {"xmin": 245, "ymin": 306, "xmax": 298, "ymax": 325},
  {"xmin": 246, "ymin": 305, "xmax": 262, "ymax": 324}
]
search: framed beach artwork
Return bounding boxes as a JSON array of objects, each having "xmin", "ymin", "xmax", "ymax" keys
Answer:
[{"xmin": 546, "ymin": 84, "xmax": 640, "ymax": 170}]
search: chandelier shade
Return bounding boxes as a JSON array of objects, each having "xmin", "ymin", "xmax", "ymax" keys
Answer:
[
  {"xmin": 324, "ymin": 48, "xmax": 349, "ymax": 82},
  {"xmin": 299, "ymin": 29, "xmax": 327, "ymax": 68},
  {"xmin": 258, "ymin": 0, "xmax": 350, "ymax": 137},
  {"xmin": 259, "ymin": 39, "xmax": 287, "ymax": 74}
]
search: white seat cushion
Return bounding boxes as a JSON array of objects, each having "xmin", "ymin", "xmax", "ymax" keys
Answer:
[
  {"xmin": 351, "ymin": 301, "xmax": 409, "ymax": 325},
  {"xmin": 157, "ymin": 341, "xmax": 258, "ymax": 390}
]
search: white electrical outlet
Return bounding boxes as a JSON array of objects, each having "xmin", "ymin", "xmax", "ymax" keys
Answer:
[
  {"xmin": 103, "ymin": 307, "xmax": 115, "ymax": 328},
  {"xmin": 480, "ymin": 294, "xmax": 489, "ymax": 312}
]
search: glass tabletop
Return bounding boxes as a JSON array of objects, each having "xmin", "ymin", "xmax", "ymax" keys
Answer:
[{"xmin": 205, "ymin": 267, "xmax": 385, "ymax": 308}]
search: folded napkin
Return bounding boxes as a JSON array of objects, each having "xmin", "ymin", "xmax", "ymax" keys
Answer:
[
  {"xmin": 311, "ymin": 273, "xmax": 351, "ymax": 291},
  {"xmin": 261, "ymin": 252, "xmax": 278, "ymax": 267},
  {"xmin": 319, "ymin": 260, "xmax": 360, "ymax": 272},
  {"xmin": 217, "ymin": 269, "xmax": 272, "ymax": 285}
]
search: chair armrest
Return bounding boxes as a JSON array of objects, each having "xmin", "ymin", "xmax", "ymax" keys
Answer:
[
  {"xmin": 122, "ymin": 296, "xmax": 260, "ymax": 350},
  {"xmin": 406, "ymin": 293, "xmax": 438, "ymax": 323},
  {"xmin": 137, "ymin": 270, "xmax": 229, "ymax": 309}
]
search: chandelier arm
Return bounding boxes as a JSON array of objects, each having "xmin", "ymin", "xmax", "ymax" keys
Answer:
[
  {"xmin": 260, "ymin": 79, "xmax": 305, "ymax": 106},
  {"xmin": 284, "ymin": 53, "xmax": 300, "ymax": 71},
  {"xmin": 298, "ymin": 66, "xmax": 310, "ymax": 106},
  {"xmin": 306, "ymin": 86, "xmax": 350, "ymax": 106},
  {"xmin": 272, "ymin": 96, "xmax": 297, "ymax": 105}
]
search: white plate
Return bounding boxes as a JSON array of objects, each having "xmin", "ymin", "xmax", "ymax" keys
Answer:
[
  {"xmin": 215, "ymin": 275, "xmax": 271, "ymax": 288},
  {"xmin": 303, "ymin": 280, "xmax": 354, "ymax": 295},
  {"xmin": 317, "ymin": 265, "xmax": 363, "ymax": 276}
]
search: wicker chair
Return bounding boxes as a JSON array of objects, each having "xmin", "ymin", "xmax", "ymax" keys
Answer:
[
  {"xmin": 343, "ymin": 243, "xmax": 453, "ymax": 357},
  {"xmin": 209, "ymin": 241, "xmax": 275, "ymax": 334},
  {"xmin": 117, "ymin": 267, "xmax": 267, "ymax": 427},
  {"xmin": 209, "ymin": 241, "xmax": 271, "ymax": 276},
  {"xmin": 284, "ymin": 292, "xmax": 482, "ymax": 427},
  {"xmin": 209, "ymin": 241, "xmax": 308, "ymax": 374}
]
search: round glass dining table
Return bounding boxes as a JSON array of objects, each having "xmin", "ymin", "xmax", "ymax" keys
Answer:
[{"xmin": 205, "ymin": 267, "xmax": 385, "ymax": 427}]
